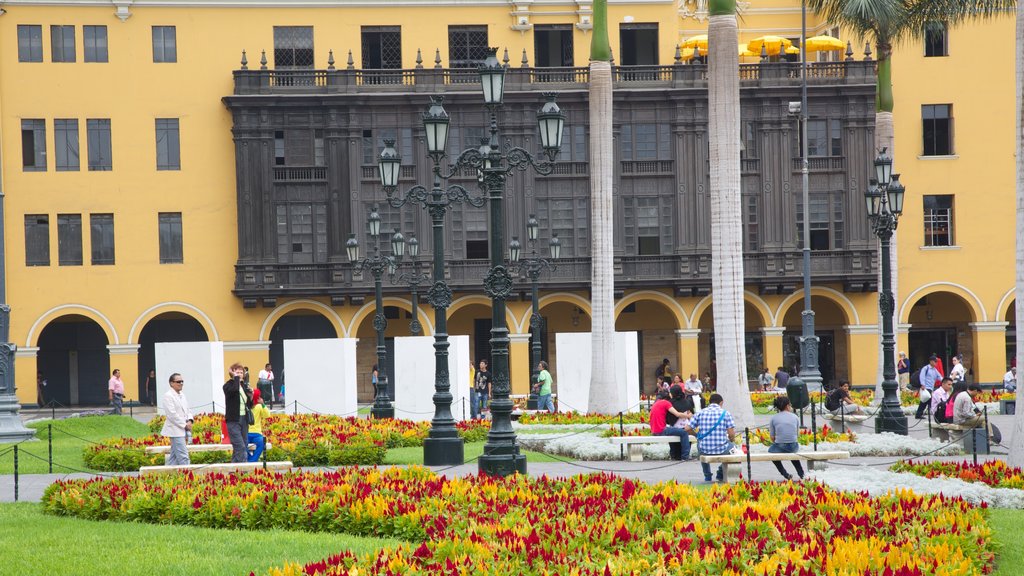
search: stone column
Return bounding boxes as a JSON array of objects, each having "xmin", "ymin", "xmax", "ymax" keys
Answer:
[
  {"xmin": 969, "ymin": 322, "xmax": 1009, "ymax": 384},
  {"xmin": 675, "ymin": 329, "xmax": 701, "ymax": 377},
  {"xmin": 761, "ymin": 327, "xmax": 786, "ymax": 375},
  {"xmin": 15, "ymin": 347, "xmax": 38, "ymax": 406},
  {"xmin": 509, "ymin": 333, "xmax": 532, "ymax": 396},
  {"xmin": 106, "ymin": 344, "xmax": 141, "ymax": 402},
  {"xmin": 845, "ymin": 325, "xmax": 879, "ymax": 386}
]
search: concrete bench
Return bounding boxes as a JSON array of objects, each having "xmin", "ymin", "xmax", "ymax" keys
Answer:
[
  {"xmin": 609, "ymin": 435, "xmax": 698, "ymax": 462},
  {"xmin": 140, "ymin": 460, "xmax": 293, "ymax": 476},
  {"xmin": 144, "ymin": 442, "xmax": 272, "ymax": 455},
  {"xmin": 820, "ymin": 412, "xmax": 869, "ymax": 433},
  {"xmin": 699, "ymin": 450, "xmax": 850, "ymax": 482},
  {"xmin": 934, "ymin": 422, "xmax": 989, "ymax": 453}
]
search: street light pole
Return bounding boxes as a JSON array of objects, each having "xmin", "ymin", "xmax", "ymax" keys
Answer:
[
  {"xmin": 865, "ymin": 150, "xmax": 908, "ymax": 435},
  {"xmin": 394, "ymin": 235, "xmax": 430, "ymax": 336},
  {"xmin": 346, "ymin": 206, "xmax": 404, "ymax": 420},
  {"xmin": 510, "ymin": 216, "xmax": 560, "ymax": 409}
]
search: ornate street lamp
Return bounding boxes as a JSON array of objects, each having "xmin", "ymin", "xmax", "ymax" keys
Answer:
[
  {"xmin": 347, "ymin": 206, "xmax": 405, "ymax": 420},
  {"xmin": 509, "ymin": 217, "xmax": 560, "ymax": 412},
  {"xmin": 390, "ymin": 234, "xmax": 430, "ymax": 336},
  {"xmin": 865, "ymin": 149, "xmax": 908, "ymax": 435}
]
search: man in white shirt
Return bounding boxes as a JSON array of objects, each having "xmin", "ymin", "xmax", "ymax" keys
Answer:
[
  {"xmin": 160, "ymin": 373, "xmax": 193, "ymax": 466},
  {"xmin": 684, "ymin": 373, "xmax": 703, "ymax": 412},
  {"xmin": 1004, "ymin": 367, "xmax": 1017, "ymax": 392},
  {"xmin": 257, "ymin": 363, "xmax": 275, "ymax": 407}
]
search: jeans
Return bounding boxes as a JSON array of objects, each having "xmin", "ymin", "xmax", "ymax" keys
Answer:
[
  {"xmin": 470, "ymin": 391, "xmax": 480, "ymax": 419},
  {"xmin": 538, "ymin": 394, "xmax": 554, "ymax": 412},
  {"xmin": 658, "ymin": 427, "xmax": 691, "ymax": 460},
  {"xmin": 110, "ymin": 393, "xmax": 123, "ymax": 415},
  {"xmin": 768, "ymin": 442, "xmax": 804, "ymax": 479},
  {"xmin": 698, "ymin": 447, "xmax": 727, "ymax": 481},
  {"xmin": 915, "ymin": 396, "xmax": 932, "ymax": 419},
  {"xmin": 225, "ymin": 420, "xmax": 249, "ymax": 463},
  {"xmin": 247, "ymin": 432, "xmax": 266, "ymax": 462},
  {"xmin": 166, "ymin": 435, "xmax": 190, "ymax": 466}
]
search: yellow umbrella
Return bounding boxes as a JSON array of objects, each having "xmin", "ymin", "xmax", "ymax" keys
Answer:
[
  {"xmin": 805, "ymin": 34, "xmax": 846, "ymax": 52},
  {"xmin": 747, "ymin": 35, "xmax": 793, "ymax": 56},
  {"xmin": 681, "ymin": 34, "xmax": 708, "ymax": 50},
  {"xmin": 785, "ymin": 46, "xmax": 801, "ymax": 55},
  {"xmin": 739, "ymin": 43, "xmax": 757, "ymax": 57}
]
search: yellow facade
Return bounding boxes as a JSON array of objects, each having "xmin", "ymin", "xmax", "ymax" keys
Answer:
[{"xmin": 0, "ymin": 0, "xmax": 1013, "ymax": 406}]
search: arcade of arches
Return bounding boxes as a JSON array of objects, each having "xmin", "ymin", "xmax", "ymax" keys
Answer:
[{"xmin": 16, "ymin": 287, "xmax": 1017, "ymax": 407}]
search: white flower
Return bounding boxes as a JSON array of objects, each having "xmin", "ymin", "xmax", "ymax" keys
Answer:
[{"xmin": 811, "ymin": 467, "xmax": 1024, "ymax": 509}]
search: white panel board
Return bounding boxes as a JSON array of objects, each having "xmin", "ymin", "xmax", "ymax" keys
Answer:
[
  {"xmin": 155, "ymin": 342, "xmax": 224, "ymax": 415},
  {"xmin": 393, "ymin": 335, "xmax": 472, "ymax": 422},
  {"xmin": 283, "ymin": 338, "xmax": 358, "ymax": 416},
  {"xmin": 554, "ymin": 332, "xmax": 641, "ymax": 414}
]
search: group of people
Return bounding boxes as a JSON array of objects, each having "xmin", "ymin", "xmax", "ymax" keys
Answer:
[
  {"xmin": 757, "ymin": 367, "xmax": 794, "ymax": 392},
  {"xmin": 159, "ymin": 361, "xmax": 272, "ymax": 466},
  {"xmin": 468, "ymin": 359, "xmax": 555, "ymax": 419},
  {"xmin": 654, "ymin": 359, "xmax": 711, "ymax": 403}
]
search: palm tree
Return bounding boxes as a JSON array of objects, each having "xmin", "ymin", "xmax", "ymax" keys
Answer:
[
  {"xmin": 587, "ymin": 0, "xmax": 619, "ymax": 414},
  {"xmin": 806, "ymin": 0, "xmax": 1014, "ymax": 395},
  {"xmin": 708, "ymin": 0, "xmax": 755, "ymax": 430},
  {"xmin": 1009, "ymin": 5, "xmax": 1024, "ymax": 468}
]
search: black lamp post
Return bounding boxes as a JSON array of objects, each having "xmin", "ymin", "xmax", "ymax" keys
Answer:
[
  {"xmin": 510, "ymin": 216, "xmax": 560, "ymax": 411},
  {"xmin": 391, "ymin": 234, "xmax": 431, "ymax": 336},
  {"xmin": 346, "ymin": 205, "xmax": 405, "ymax": 420},
  {"xmin": 865, "ymin": 148, "xmax": 908, "ymax": 435}
]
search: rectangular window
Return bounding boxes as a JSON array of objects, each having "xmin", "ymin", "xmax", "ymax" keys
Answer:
[
  {"xmin": 273, "ymin": 26, "xmax": 314, "ymax": 68},
  {"xmin": 275, "ymin": 204, "xmax": 328, "ymax": 263},
  {"xmin": 923, "ymin": 195, "xmax": 954, "ymax": 246},
  {"xmin": 636, "ymin": 196, "xmax": 660, "ymax": 255},
  {"xmin": 922, "ymin": 104, "xmax": 953, "ymax": 156},
  {"xmin": 25, "ymin": 215, "xmax": 50, "ymax": 266},
  {"xmin": 744, "ymin": 195, "xmax": 759, "ymax": 251},
  {"xmin": 87, "ymin": 119, "xmax": 112, "ymax": 171},
  {"xmin": 464, "ymin": 206, "xmax": 489, "ymax": 258},
  {"xmin": 534, "ymin": 25, "xmax": 574, "ymax": 67},
  {"xmin": 54, "ymin": 119, "xmax": 80, "ymax": 171},
  {"xmin": 741, "ymin": 121, "xmax": 758, "ymax": 159},
  {"xmin": 57, "ymin": 214, "xmax": 83, "ymax": 266},
  {"xmin": 448, "ymin": 25, "xmax": 489, "ymax": 68},
  {"xmin": 361, "ymin": 26, "xmax": 402, "ymax": 69},
  {"xmin": 90, "ymin": 213, "xmax": 115, "ymax": 265},
  {"xmin": 805, "ymin": 119, "xmax": 842, "ymax": 157},
  {"xmin": 796, "ymin": 194, "xmax": 838, "ymax": 251},
  {"xmin": 924, "ymin": 22, "xmax": 948, "ymax": 57},
  {"xmin": 361, "ymin": 128, "xmax": 413, "ymax": 165},
  {"xmin": 152, "ymin": 26, "xmax": 177, "ymax": 62},
  {"xmin": 619, "ymin": 23, "xmax": 659, "ymax": 65},
  {"xmin": 18, "ymin": 25, "xmax": 44, "ymax": 62},
  {"xmin": 158, "ymin": 212, "xmax": 183, "ymax": 263},
  {"xmin": 21, "ymin": 119, "xmax": 47, "ymax": 171},
  {"xmin": 83, "ymin": 25, "xmax": 108, "ymax": 62},
  {"xmin": 50, "ymin": 25, "xmax": 76, "ymax": 62},
  {"xmin": 314, "ymin": 129, "xmax": 325, "ymax": 166},
  {"xmin": 274, "ymin": 131, "xmax": 285, "ymax": 166},
  {"xmin": 620, "ymin": 123, "xmax": 671, "ymax": 160},
  {"xmin": 155, "ymin": 118, "xmax": 180, "ymax": 170}
]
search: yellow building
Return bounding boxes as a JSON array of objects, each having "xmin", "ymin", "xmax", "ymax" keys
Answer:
[{"xmin": 0, "ymin": 0, "xmax": 1013, "ymax": 408}]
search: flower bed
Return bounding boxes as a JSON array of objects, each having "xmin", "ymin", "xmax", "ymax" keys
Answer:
[
  {"xmin": 516, "ymin": 411, "xmax": 647, "ymax": 425},
  {"xmin": 84, "ymin": 414, "xmax": 490, "ymax": 471},
  {"xmin": 890, "ymin": 460, "xmax": 1024, "ymax": 490},
  {"xmin": 813, "ymin": 466, "xmax": 1024, "ymax": 509},
  {"xmin": 43, "ymin": 467, "xmax": 996, "ymax": 575},
  {"xmin": 750, "ymin": 425, "xmax": 854, "ymax": 446}
]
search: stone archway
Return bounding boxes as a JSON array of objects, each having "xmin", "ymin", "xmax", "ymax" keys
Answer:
[
  {"xmin": 353, "ymin": 303, "xmax": 420, "ymax": 403},
  {"xmin": 695, "ymin": 300, "xmax": 768, "ymax": 391},
  {"xmin": 269, "ymin": 310, "xmax": 339, "ymax": 403},
  {"xmin": 906, "ymin": 291, "xmax": 977, "ymax": 377},
  {"xmin": 534, "ymin": 299, "xmax": 592, "ymax": 386},
  {"xmin": 37, "ymin": 314, "xmax": 110, "ymax": 406},
  {"xmin": 779, "ymin": 296, "xmax": 851, "ymax": 388},
  {"xmin": 136, "ymin": 312, "xmax": 209, "ymax": 405},
  {"xmin": 615, "ymin": 297, "xmax": 681, "ymax": 396}
]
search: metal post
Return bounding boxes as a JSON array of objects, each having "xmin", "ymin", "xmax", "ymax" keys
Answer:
[
  {"xmin": 479, "ymin": 110, "xmax": 527, "ymax": 477},
  {"xmin": 619, "ymin": 411, "xmax": 624, "ymax": 460},
  {"xmin": 527, "ymin": 273, "xmax": 542, "ymax": 410},
  {"xmin": 927, "ymin": 402, "xmax": 933, "ymax": 437},
  {"xmin": 972, "ymin": 424, "xmax": 978, "ymax": 466},
  {"xmin": 810, "ymin": 400, "xmax": 818, "ymax": 451},
  {"xmin": 744, "ymin": 427, "xmax": 752, "ymax": 481},
  {"xmin": 262, "ymin": 436, "xmax": 268, "ymax": 471},
  {"xmin": 370, "ymin": 261, "xmax": 395, "ymax": 419},
  {"xmin": 293, "ymin": 400, "xmax": 297, "ymax": 416},
  {"xmin": 13, "ymin": 445, "xmax": 19, "ymax": 501},
  {"xmin": 984, "ymin": 406, "xmax": 990, "ymax": 453},
  {"xmin": 48, "ymin": 423, "xmax": 52, "ymax": 473},
  {"xmin": 129, "ymin": 398, "xmax": 133, "ymax": 418},
  {"xmin": 51, "ymin": 400, "xmax": 55, "ymax": 421},
  {"xmin": 873, "ymin": 222, "xmax": 909, "ymax": 434}
]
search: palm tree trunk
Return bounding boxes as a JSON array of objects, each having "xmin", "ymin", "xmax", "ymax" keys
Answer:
[
  {"xmin": 587, "ymin": 0, "xmax": 618, "ymax": 413},
  {"xmin": 708, "ymin": 3, "xmax": 755, "ymax": 430},
  {"xmin": 1008, "ymin": 6, "xmax": 1024, "ymax": 468}
]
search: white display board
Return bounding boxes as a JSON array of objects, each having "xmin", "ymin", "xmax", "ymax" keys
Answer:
[
  {"xmin": 155, "ymin": 342, "xmax": 225, "ymax": 415},
  {"xmin": 283, "ymin": 338, "xmax": 358, "ymax": 416},
  {"xmin": 393, "ymin": 335, "xmax": 471, "ymax": 422},
  {"xmin": 554, "ymin": 332, "xmax": 641, "ymax": 414}
]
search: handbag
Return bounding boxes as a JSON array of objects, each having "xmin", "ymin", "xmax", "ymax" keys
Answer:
[
  {"xmin": 919, "ymin": 388, "xmax": 932, "ymax": 403},
  {"xmin": 246, "ymin": 407, "xmax": 255, "ymax": 426}
]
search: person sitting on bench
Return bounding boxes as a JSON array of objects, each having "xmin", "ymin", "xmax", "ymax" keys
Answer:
[{"xmin": 824, "ymin": 381, "xmax": 864, "ymax": 416}]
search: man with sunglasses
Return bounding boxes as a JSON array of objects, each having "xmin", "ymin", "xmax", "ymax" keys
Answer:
[{"xmin": 160, "ymin": 373, "xmax": 194, "ymax": 466}]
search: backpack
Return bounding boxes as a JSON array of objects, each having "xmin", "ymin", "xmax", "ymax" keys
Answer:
[
  {"xmin": 909, "ymin": 369, "xmax": 922, "ymax": 390},
  {"xmin": 933, "ymin": 398, "xmax": 950, "ymax": 423}
]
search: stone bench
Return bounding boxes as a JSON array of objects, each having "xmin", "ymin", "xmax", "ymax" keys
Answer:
[
  {"xmin": 934, "ymin": 422, "xmax": 989, "ymax": 453},
  {"xmin": 140, "ymin": 460, "xmax": 293, "ymax": 476},
  {"xmin": 144, "ymin": 442, "xmax": 271, "ymax": 455},
  {"xmin": 699, "ymin": 450, "xmax": 850, "ymax": 482},
  {"xmin": 608, "ymin": 435, "xmax": 698, "ymax": 462},
  {"xmin": 820, "ymin": 412, "xmax": 870, "ymax": 433}
]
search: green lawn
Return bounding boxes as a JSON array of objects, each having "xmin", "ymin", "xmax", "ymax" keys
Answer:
[
  {"xmin": 384, "ymin": 441, "xmax": 560, "ymax": 464},
  {"xmin": 0, "ymin": 416, "xmax": 152, "ymax": 474},
  {"xmin": 0, "ymin": 503, "xmax": 397, "ymax": 576},
  {"xmin": 991, "ymin": 508, "xmax": 1024, "ymax": 575}
]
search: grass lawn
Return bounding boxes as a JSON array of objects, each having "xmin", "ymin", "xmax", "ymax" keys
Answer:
[
  {"xmin": 384, "ymin": 441, "xmax": 560, "ymax": 464},
  {"xmin": 991, "ymin": 508, "xmax": 1024, "ymax": 575},
  {"xmin": 0, "ymin": 503, "xmax": 397, "ymax": 576},
  {"xmin": 0, "ymin": 416, "xmax": 151, "ymax": 475}
]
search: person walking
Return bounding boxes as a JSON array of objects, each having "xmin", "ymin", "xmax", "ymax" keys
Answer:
[
  {"xmin": 916, "ymin": 355, "xmax": 942, "ymax": 419},
  {"xmin": 774, "ymin": 367, "xmax": 790, "ymax": 389},
  {"xmin": 108, "ymin": 368, "xmax": 125, "ymax": 415},
  {"xmin": 690, "ymin": 394, "xmax": 737, "ymax": 482},
  {"xmin": 536, "ymin": 361, "xmax": 555, "ymax": 412},
  {"xmin": 144, "ymin": 369, "xmax": 157, "ymax": 406},
  {"xmin": 768, "ymin": 396, "xmax": 804, "ymax": 480},
  {"xmin": 223, "ymin": 362, "xmax": 253, "ymax": 463},
  {"xmin": 160, "ymin": 373, "xmax": 193, "ymax": 466},
  {"xmin": 36, "ymin": 371, "xmax": 47, "ymax": 407},
  {"xmin": 472, "ymin": 359, "xmax": 492, "ymax": 419},
  {"xmin": 247, "ymin": 388, "xmax": 271, "ymax": 462},
  {"xmin": 257, "ymin": 363, "xmax": 274, "ymax": 407}
]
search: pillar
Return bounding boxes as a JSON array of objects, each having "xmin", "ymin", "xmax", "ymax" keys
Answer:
[
  {"xmin": 675, "ymin": 329, "xmax": 700, "ymax": 376},
  {"xmin": 107, "ymin": 344, "xmax": 141, "ymax": 402},
  {"xmin": 969, "ymin": 322, "xmax": 1009, "ymax": 384},
  {"xmin": 845, "ymin": 325, "xmax": 879, "ymax": 387},
  {"xmin": 509, "ymin": 333, "xmax": 531, "ymax": 396},
  {"xmin": 15, "ymin": 347, "xmax": 39, "ymax": 406},
  {"xmin": 761, "ymin": 327, "xmax": 786, "ymax": 374}
]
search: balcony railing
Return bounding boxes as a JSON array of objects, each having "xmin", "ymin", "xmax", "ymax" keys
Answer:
[
  {"xmin": 232, "ymin": 60, "xmax": 876, "ymax": 96},
  {"xmin": 791, "ymin": 156, "xmax": 846, "ymax": 172},
  {"xmin": 274, "ymin": 166, "xmax": 327, "ymax": 182}
]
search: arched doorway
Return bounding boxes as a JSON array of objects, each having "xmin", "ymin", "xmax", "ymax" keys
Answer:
[
  {"xmin": 907, "ymin": 291, "xmax": 977, "ymax": 376},
  {"xmin": 780, "ymin": 296, "xmax": 850, "ymax": 388},
  {"xmin": 137, "ymin": 312, "xmax": 208, "ymax": 405},
  {"xmin": 447, "ymin": 302, "xmax": 493, "ymax": 376},
  {"xmin": 696, "ymin": 301, "xmax": 768, "ymax": 391},
  {"xmin": 37, "ymin": 315, "xmax": 110, "ymax": 406},
  {"xmin": 536, "ymin": 300, "xmax": 591, "ymax": 384},
  {"xmin": 269, "ymin": 310, "xmax": 338, "ymax": 402},
  {"xmin": 353, "ymin": 304, "xmax": 416, "ymax": 402},
  {"xmin": 615, "ymin": 298, "xmax": 680, "ymax": 395}
]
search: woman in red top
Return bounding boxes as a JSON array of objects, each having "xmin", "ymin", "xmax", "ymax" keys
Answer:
[{"xmin": 650, "ymin": 389, "xmax": 693, "ymax": 461}]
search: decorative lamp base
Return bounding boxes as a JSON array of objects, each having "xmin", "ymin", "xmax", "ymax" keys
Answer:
[
  {"xmin": 874, "ymin": 410, "xmax": 908, "ymax": 435},
  {"xmin": 526, "ymin": 393, "xmax": 539, "ymax": 410},
  {"xmin": 371, "ymin": 405, "xmax": 395, "ymax": 419},
  {"xmin": 478, "ymin": 452, "xmax": 527, "ymax": 477},
  {"xmin": 423, "ymin": 437, "xmax": 465, "ymax": 466},
  {"xmin": 0, "ymin": 396, "xmax": 36, "ymax": 443}
]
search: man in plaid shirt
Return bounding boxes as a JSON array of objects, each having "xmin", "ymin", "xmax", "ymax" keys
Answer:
[{"xmin": 690, "ymin": 393, "xmax": 737, "ymax": 482}]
